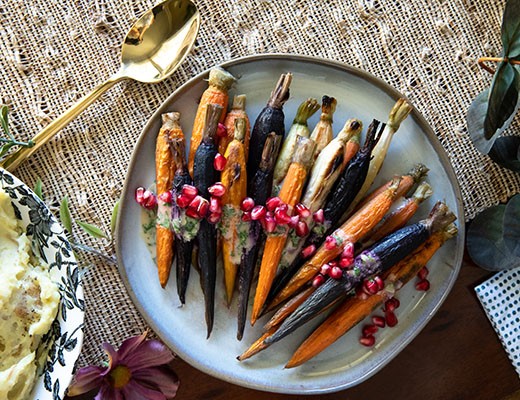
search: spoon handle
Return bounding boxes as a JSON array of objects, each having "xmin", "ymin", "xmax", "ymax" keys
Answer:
[{"xmin": 1, "ymin": 74, "xmax": 124, "ymax": 171}]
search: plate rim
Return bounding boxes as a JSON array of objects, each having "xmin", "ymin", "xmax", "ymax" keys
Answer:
[{"xmin": 116, "ymin": 53, "xmax": 465, "ymax": 394}]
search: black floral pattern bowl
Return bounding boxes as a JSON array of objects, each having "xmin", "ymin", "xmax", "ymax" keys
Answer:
[{"xmin": 0, "ymin": 168, "xmax": 84, "ymax": 400}]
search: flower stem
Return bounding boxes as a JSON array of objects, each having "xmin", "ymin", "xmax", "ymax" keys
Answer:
[{"xmin": 477, "ymin": 56, "xmax": 520, "ymax": 74}]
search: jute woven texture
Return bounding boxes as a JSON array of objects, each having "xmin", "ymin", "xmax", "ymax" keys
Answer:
[{"xmin": 1, "ymin": 0, "xmax": 519, "ymax": 367}]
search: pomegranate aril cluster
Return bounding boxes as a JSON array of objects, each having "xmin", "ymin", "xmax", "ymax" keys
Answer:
[
  {"xmin": 135, "ymin": 187, "xmax": 157, "ymax": 209},
  {"xmin": 415, "ymin": 266, "xmax": 430, "ymax": 291},
  {"xmin": 360, "ymin": 297, "xmax": 401, "ymax": 347}
]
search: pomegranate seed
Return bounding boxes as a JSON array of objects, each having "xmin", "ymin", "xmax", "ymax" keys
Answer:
[
  {"xmin": 385, "ymin": 310, "xmax": 398, "ymax": 327},
  {"xmin": 320, "ymin": 263, "xmax": 332, "ymax": 276},
  {"xmin": 188, "ymin": 195, "xmax": 209, "ymax": 218},
  {"xmin": 274, "ymin": 207, "xmax": 291, "ymax": 225},
  {"xmin": 418, "ymin": 267, "xmax": 429, "ymax": 280},
  {"xmin": 263, "ymin": 216, "xmax": 277, "ymax": 233},
  {"xmin": 295, "ymin": 203, "xmax": 311, "ymax": 219},
  {"xmin": 359, "ymin": 335, "xmax": 375, "ymax": 347},
  {"xmin": 135, "ymin": 187, "xmax": 145, "ymax": 203},
  {"xmin": 362, "ymin": 324, "xmax": 379, "ymax": 336},
  {"xmin": 384, "ymin": 297, "xmax": 400, "ymax": 312},
  {"xmin": 214, "ymin": 153, "xmax": 227, "ymax": 171},
  {"xmin": 207, "ymin": 212, "xmax": 221, "ymax": 224},
  {"xmin": 185, "ymin": 207, "xmax": 199, "ymax": 219},
  {"xmin": 329, "ymin": 266, "xmax": 343, "ymax": 279},
  {"xmin": 266, "ymin": 196, "xmax": 283, "ymax": 211},
  {"xmin": 288, "ymin": 215, "xmax": 300, "ymax": 228},
  {"xmin": 313, "ymin": 209, "xmax": 325, "ymax": 224},
  {"xmin": 209, "ymin": 197, "xmax": 221, "ymax": 214},
  {"xmin": 251, "ymin": 205, "xmax": 267, "ymax": 221},
  {"xmin": 158, "ymin": 191, "xmax": 173, "ymax": 204},
  {"xmin": 312, "ymin": 274, "xmax": 325, "ymax": 288},
  {"xmin": 325, "ymin": 236, "xmax": 338, "ymax": 250},
  {"xmin": 415, "ymin": 279, "xmax": 430, "ymax": 291},
  {"xmin": 217, "ymin": 122, "xmax": 227, "ymax": 138},
  {"xmin": 372, "ymin": 315, "xmax": 386, "ymax": 328},
  {"xmin": 241, "ymin": 211, "xmax": 252, "ymax": 222},
  {"xmin": 181, "ymin": 184, "xmax": 198, "ymax": 200},
  {"xmin": 176, "ymin": 194, "xmax": 191, "ymax": 208},
  {"xmin": 208, "ymin": 182, "xmax": 226, "ymax": 197},
  {"xmin": 328, "ymin": 260, "xmax": 338, "ymax": 268},
  {"xmin": 295, "ymin": 221, "xmax": 309, "ymax": 237},
  {"xmin": 240, "ymin": 197, "xmax": 255, "ymax": 212},
  {"xmin": 339, "ymin": 256, "xmax": 353, "ymax": 268},
  {"xmin": 135, "ymin": 187, "xmax": 157, "ymax": 209},
  {"xmin": 342, "ymin": 242, "xmax": 355, "ymax": 259},
  {"xmin": 356, "ymin": 287, "xmax": 369, "ymax": 300},
  {"xmin": 363, "ymin": 278, "xmax": 379, "ymax": 295},
  {"xmin": 301, "ymin": 244, "xmax": 316, "ymax": 259},
  {"xmin": 374, "ymin": 275, "xmax": 385, "ymax": 291}
]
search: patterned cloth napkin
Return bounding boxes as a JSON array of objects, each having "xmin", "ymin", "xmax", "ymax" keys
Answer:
[{"xmin": 475, "ymin": 267, "xmax": 520, "ymax": 377}]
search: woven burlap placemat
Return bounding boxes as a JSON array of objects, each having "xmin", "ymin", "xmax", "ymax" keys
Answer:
[{"xmin": 1, "ymin": 0, "xmax": 519, "ymax": 367}]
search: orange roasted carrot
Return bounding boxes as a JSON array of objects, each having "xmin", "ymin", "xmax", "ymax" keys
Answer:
[
  {"xmin": 219, "ymin": 94, "xmax": 250, "ymax": 160},
  {"xmin": 155, "ymin": 112, "xmax": 184, "ymax": 288},
  {"xmin": 286, "ymin": 224, "xmax": 458, "ymax": 368},
  {"xmin": 362, "ymin": 181, "xmax": 432, "ymax": 248},
  {"xmin": 250, "ymin": 136, "xmax": 316, "ymax": 325},
  {"xmin": 269, "ymin": 177, "xmax": 401, "ymax": 309},
  {"xmin": 237, "ymin": 329, "xmax": 275, "ymax": 361},
  {"xmin": 220, "ymin": 118, "xmax": 248, "ymax": 304},
  {"xmin": 354, "ymin": 163, "xmax": 428, "ymax": 212},
  {"xmin": 188, "ymin": 67, "xmax": 236, "ymax": 176}
]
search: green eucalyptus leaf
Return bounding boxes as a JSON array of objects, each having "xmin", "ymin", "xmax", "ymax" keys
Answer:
[
  {"xmin": 484, "ymin": 62, "xmax": 519, "ymax": 140},
  {"xmin": 467, "ymin": 90, "xmax": 496, "ymax": 154},
  {"xmin": 0, "ymin": 105, "xmax": 9, "ymax": 135},
  {"xmin": 501, "ymin": 0, "xmax": 520, "ymax": 59},
  {"xmin": 0, "ymin": 142, "xmax": 15, "ymax": 158},
  {"xmin": 33, "ymin": 178, "xmax": 44, "ymax": 201},
  {"xmin": 110, "ymin": 199, "xmax": 120, "ymax": 236},
  {"xmin": 503, "ymin": 194, "xmax": 520, "ymax": 257},
  {"xmin": 60, "ymin": 197, "xmax": 73, "ymax": 234},
  {"xmin": 77, "ymin": 221, "xmax": 107, "ymax": 239},
  {"xmin": 467, "ymin": 204, "xmax": 520, "ymax": 271},
  {"xmin": 488, "ymin": 136, "xmax": 520, "ymax": 172}
]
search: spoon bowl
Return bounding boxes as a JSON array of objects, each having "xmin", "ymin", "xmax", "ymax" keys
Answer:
[{"xmin": 1, "ymin": 0, "xmax": 200, "ymax": 170}]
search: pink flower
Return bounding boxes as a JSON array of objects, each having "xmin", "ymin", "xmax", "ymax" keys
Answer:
[{"xmin": 67, "ymin": 332, "xmax": 179, "ymax": 400}]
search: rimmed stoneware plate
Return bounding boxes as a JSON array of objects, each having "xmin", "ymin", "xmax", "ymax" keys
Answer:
[
  {"xmin": 0, "ymin": 168, "xmax": 84, "ymax": 399},
  {"xmin": 116, "ymin": 54, "xmax": 465, "ymax": 394}
]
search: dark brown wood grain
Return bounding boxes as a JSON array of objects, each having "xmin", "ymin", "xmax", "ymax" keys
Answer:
[{"xmin": 66, "ymin": 251, "xmax": 520, "ymax": 400}]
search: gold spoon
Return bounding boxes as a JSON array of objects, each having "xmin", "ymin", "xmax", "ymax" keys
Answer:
[{"xmin": 1, "ymin": 0, "xmax": 199, "ymax": 171}]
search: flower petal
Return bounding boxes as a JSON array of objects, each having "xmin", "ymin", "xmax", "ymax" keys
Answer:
[
  {"xmin": 122, "ymin": 381, "xmax": 167, "ymax": 400},
  {"xmin": 131, "ymin": 366, "xmax": 179, "ymax": 398},
  {"xmin": 103, "ymin": 342, "xmax": 120, "ymax": 368},
  {"xmin": 123, "ymin": 340, "xmax": 174, "ymax": 370},
  {"xmin": 117, "ymin": 332, "xmax": 148, "ymax": 361},
  {"xmin": 94, "ymin": 385, "xmax": 123, "ymax": 400},
  {"xmin": 67, "ymin": 365, "xmax": 105, "ymax": 396}
]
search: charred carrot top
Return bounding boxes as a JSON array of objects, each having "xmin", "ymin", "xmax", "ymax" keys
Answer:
[
  {"xmin": 155, "ymin": 112, "xmax": 183, "ymax": 288},
  {"xmin": 193, "ymin": 103, "xmax": 224, "ymax": 338},
  {"xmin": 250, "ymin": 136, "xmax": 316, "ymax": 325},
  {"xmin": 286, "ymin": 223, "xmax": 458, "ymax": 368},
  {"xmin": 355, "ymin": 163, "xmax": 429, "ymax": 212},
  {"xmin": 219, "ymin": 94, "xmax": 251, "ymax": 159},
  {"xmin": 247, "ymin": 73, "xmax": 292, "ymax": 193},
  {"xmin": 188, "ymin": 67, "xmax": 236, "ymax": 176},
  {"xmin": 237, "ymin": 330, "xmax": 275, "ymax": 361},
  {"xmin": 268, "ymin": 177, "xmax": 401, "ymax": 310},
  {"xmin": 220, "ymin": 118, "xmax": 248, "ymax": 304},
  {"xmin": 310, "ymin": 96, "xmax": 337, "ymax": 162},
  {"xmin": 265, "ymin": 201, "xmax": 456, "ymax": 346}
]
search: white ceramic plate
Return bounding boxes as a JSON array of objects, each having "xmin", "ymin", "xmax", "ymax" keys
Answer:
[
  {"xmin": 0, "ymin": 169, "xmax": 84, "ymax": 400},
  {"xmin": 116, "ymin": 55, "xmax": 464, "ymax": 394}
]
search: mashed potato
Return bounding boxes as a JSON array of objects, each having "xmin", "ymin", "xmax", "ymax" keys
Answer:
[{"xmin": 0, "ymin": 188, "xmax": 60, "ymax": 400}]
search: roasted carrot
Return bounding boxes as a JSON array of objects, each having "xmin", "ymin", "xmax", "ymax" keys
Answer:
[
  {"xmin": 250, "ymin": 136, "xmax": 316, "ymax": 325},
  {"xmin": 155, "ymin": 112, "xmax": 184, "ymax": 288},
  {"xmin": 219, "ymin": 94, "xmax": 250, "ymax": 159},
  {"xmin": 361, "ymin": 181, "xmax": 433, "ymax": 248},
  {"xmin": 286, "ymin": 223, "xmax": 458, "ymax": 368},
  {"xmin": 188, "ymin": 67, "xmax": 236, "ymax": 176},
  {"xmin": 193, "ymin": 103, "xmax": 224, "ymax": 338},
  {"xmin": 220, "ymin": 118, "xmax": 248, "ymax": 304},
  {"xmin": 268, "ymin": 177, "xmax": 402, "ymax": 310},
  {"xmin": 263, "ymin": 286, "xmax": 315, "ymax": 332},
  {"xmin": 237, "ymin": 329, "xmax": 275, "ymax": 361},
  {"xmin": 309, "ymin": 96, "xmax": 337, "ymax": 162}
]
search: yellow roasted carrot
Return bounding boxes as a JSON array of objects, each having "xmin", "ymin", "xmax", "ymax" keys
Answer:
[
  {"xmin": 188, "ymin": 67, "xmax": 236, "ymax": 176},
  {"xmin": 155, "ymin": 112, "xmax": 184, "ymax": 288},
  {"xmin": 219, "ymin": 94, "xmax": 250, "ymax": 160},
  {"xmin": 250, "ymin": 136, "xmax": 316, "ymax": 325},
  {"xmin": 286, "ymin": 224, "xmax": 457, "ymax": 368},
  {"xmin": 269, "ymin": 177, "xmax": 401, "ymax": 309},
  {"xmin": 220, "ymin": 118, "xmax": 248, "ymax": 304}
]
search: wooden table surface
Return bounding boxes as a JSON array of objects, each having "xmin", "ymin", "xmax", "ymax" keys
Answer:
[{"xmin": 67, "ymin": 251, "xmax": 520, "ymax": 400}]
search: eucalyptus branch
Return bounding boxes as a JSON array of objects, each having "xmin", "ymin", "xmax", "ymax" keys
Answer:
[{"xmin": 70, "ymin": 242, "xmax": 117, "ymax": 265}]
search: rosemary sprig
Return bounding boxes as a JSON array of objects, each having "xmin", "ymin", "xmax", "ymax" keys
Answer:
[{"xmin": 0, "ymin": 106, "xmax": 35, "ymax": 159}]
